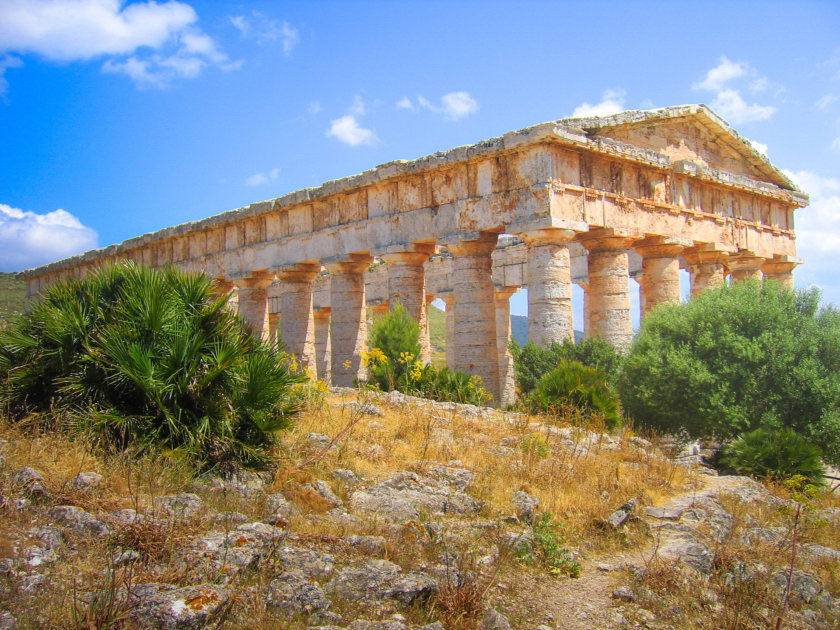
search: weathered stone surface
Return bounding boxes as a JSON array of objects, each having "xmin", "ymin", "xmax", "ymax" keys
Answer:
[
  {"xmin": 277, "ymin": 544, "xmax": 336, "ymax": 579},
  {"xmin": 345, "ymin": 534, "xmax": 387, "ymax": 556},
  {"xmin": 185, "ymin": 522, "xmax": 285, "ymax": 581},
  {"xmin": 69, "ymin": 471, "xmax": 104, "ymax": 491},
  {"xmin": 327, "ymin": 559, "xmax": 436, "ymax": 604},
  {"xmin": 605, "ymin": 498, "xmax": 637, "ymax": 529},
  {"xmin": 314, "ymin": 480, "xmax": 343, "ymax": 507},
  {"xmin": 480, "ymin": 608, "xmax": 512, "ymax": 630},
  {"xmin": 332, "ymin": 469, "xmax": 362, "ymax": 485},
  {"xmin": 125, "ymin": 583, "xmax": 231, "ymax": 629},
  {"xmin": 13, "ymin": 467, "xmax": 49, "ymax": 499},
  {"xmin": 266, "ymin": 493, "xmax": 299, "ymax": 518},
  {"xmin": 654, "ymin": 522, "xmax": 714, "ymax": 575},
  {"xmin": 266, "ymin": 570, "xmax": 331, "ymax": 619},
  {"xmin": 153, "ymin": 493, "xmax": 204, "ymax": 519},
  {"xmin": 512, "ymin": 490, "xmax": 540, "ymax": 522},
  {"xmin": 49, "ymin": 506, "xmax": 110, "ymax": 538}
]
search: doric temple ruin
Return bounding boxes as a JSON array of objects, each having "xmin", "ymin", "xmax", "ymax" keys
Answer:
[{"xmin": 20, "ymin": 105, "xmax": 807, "ymax": 406}]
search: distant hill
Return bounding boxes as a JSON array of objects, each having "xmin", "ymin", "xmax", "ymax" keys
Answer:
[{"xmin": 0, "ymin": 273, "xmax": 25, "ymax": 327}]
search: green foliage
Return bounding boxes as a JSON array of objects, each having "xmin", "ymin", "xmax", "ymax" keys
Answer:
[
  {"xmin": 367, "ymin": 301, "xmax": 421, "ymax": 392},
  {"xmin": 0, "ymin": 272, "xmax": 26, "ymax": 328},
  {"xmin": 511, "ymin": 337, "xmax": 621, "ymax": 395},
  {"xmin": 0, "ymin": 262, "xmax": 304, "ymax": 471},
  {"xmin": 619, "ymin": 280, "xmax": 840, "ymax": 466},
  {"xmin": 514, "ymin": 512, "xmax": 581, "ymax": 577},
  {"xmin": 721, "ymin": 428, "xmax": 825, "ymax": 484},
  {"xmin": 530, "ymin": 360, "xmax": 623, "ymax": 430},
  {"xmin": 520, "ymin": 432, "xmax": 550, "ymax": 459},
  {"xmin": 404, "ymin": 364, "xmax": 492, "ymax": 406}
]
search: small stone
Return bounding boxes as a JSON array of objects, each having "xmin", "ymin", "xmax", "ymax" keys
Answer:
[
  {"xmin": 512, "ymin": 490, "xmax": 540, "ymax": 522},
  {"xmin": 612, "ymin": 586, "xmax": 636, "ymax": 602},
  {"xmin": 125, "ymin": 583, "xmax": 232, "ymax": 629},
  {"xmin": 0, "ymin": 612, "xmax": 17, "ymax": 630},
  {"xmin": 345, "ymin": 534, "xmax": 387, "ymax": 555},
  {"xmin": 13, "ymin": 467, "xmax": 49, "ymax": 500},
  {"xmin": 304, "ymin": 432, "xmax": 332, "ymax": 451},
  {"xmin": 113, "ymin": 549, "xmax": 140, "ymax": 566},
  {"xmin": 153, "ymin": 493, "xmax": 204, "ymax": 519},
  {"xmin": 314, "ymin": 480, "xmax": 343, "ymax": 507},
  {"xmin": 332, "ymin": 469, "xmax": 361, "ymax": 485},
  {"xmin": 49, "ymin": 505, "xmax": 111, "ymax": 538},
  {"xmin": 265, "ymin": 494, "xmax": 299, "ymax": 518},
  {"xmin": 480, "ymin": 607, "xmax": 511, "ymax": 630},
  {"xmin": 69, "ymin": 471, "xmax": 104, "ymax": 491},
  {"xmin": 266, "ymin": 570, "xmax": 331, "ymax": 619}
]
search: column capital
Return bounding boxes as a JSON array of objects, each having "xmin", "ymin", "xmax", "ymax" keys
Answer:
[
  {"xmin": 683, "ymin": 242, "xmax": 732, "ymax": 266},
  {"xmin": 728, "ymin": 250, "xmax": 765, "ymax": 274},
  {"xmin": 274, "ymin": 262, "xmax": 321, "ymax": 283},
  {"xmin": 378, "ymin": 242, "xmax": 436, "ymax": 261},
  {"xmin": 211, "ymin": 276, "xmax": 235, "ymax": 295},
  {"xmin": 634, "ymin": 235, "xmax": 693, "ymax": 259},
  {"xmin": 518, "ymin": 228, "xmax": 578, "ymax": 247},
  {"xmin": 442, "ymin": 231, "xmax": 499, "ymax": 257},
  {"xmin": 494, "ymin": 286, "xmax": 518, "ymax": 302},
  {"xmin": 323, "ymin": 253, "xmax": 374, "ymax": 275},
  {"xmin": 233, "ymin": 270, "xmax": 276, "ymax": 289},
  {"xmin": 761, "ymin": 255, "xmax": 802, "ymax": 276},
  {"xmin": 578, "ymin": 227, "xmax": 644, "ymax": 252},
  {"xmin": 380, "ymin": 251, "xmax": 430, "ymax": 266}
]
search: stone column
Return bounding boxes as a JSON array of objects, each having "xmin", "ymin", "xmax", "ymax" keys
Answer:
[
  {"xmin": 495, "ymin": 287, "xmax": 518, "ymax": 408},
  {"xmin": 520, "ymin": 228, "xmax": 576, "ymax": 347},
  {"xmin": 381, "ymin": 247, "xmax": 433, "ymax": 364},
  {"xmin": 326, "ymin": 254, "xmax": 373, "ymax": 387},
  {"xmin": 313, "ymin": 307, "xmax": 331, "ymax": 382},
  {"xmin": 762, "ymin": 256, "xmax": 800, "ymax": 289},
  {"xmin": 210, "ymin": 277, "xmax": 234, "ymax": 300},
  {"xmin": 635, "ymin": 237, "xmax": 689, "ymax": 317},
  {"xmin": 423, "ymin": 294, "xmax": 435, "ymax": 363},
  {"xmin": 276, "ymin": 263, "xmax": 319, "ymax": 372},
  {"xmin": 441, "ymin": 293, "xmax": 456, "ymax": 370},
  {"xmin": 445, "ymin": 233, "xmax": 500, "ymax": 403},
  {"xmin": 684, "ymin": 244, "xmax": 729, "ymax": 296},
  {"xmin": 579, "ymin": 230, "xmax": 638, "ymax": 351},
  {"xmin": 574, "ymin": 279, "xmax": 592, "ymax": 340},
  {"xmin": 234, "ymin": 271, "xmax": 275, "ymax": 340},
  {"xmin": 267, "ymin": 313, "xmax": 280, "ymax": 345},
  {"xmin": 728, "ymin": 251, "xmax": 765, "ymax": 283}
]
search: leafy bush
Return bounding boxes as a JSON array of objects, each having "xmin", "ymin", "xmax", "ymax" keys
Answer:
[
  {"xmin": 511, "ymin": 337, "xmax": 621, "ymax": 395},
  {"xmin": 514, "ymin": 512, "xmax": 581, "ymax": 577},
  {"xmin": 619, "ymin": 280, "xmax": 840, "ymax": 466},
  {"xmin": 720, "ymin": 428, "xmax": 825, "ymax": 484},
  {"xmin": 367, "ymin": 301, "xmax": 421, "ymax": 391},
  {"xmin": 403, "ymin": 364, "xmax": 492, "ymax": 406},
  {"xmin": 529, "ymin": 360, "xmax": 622, "ymax": 429},
  {"xmin": 0, "ymin": 262, "xmax": 304, "ymax": 471}
]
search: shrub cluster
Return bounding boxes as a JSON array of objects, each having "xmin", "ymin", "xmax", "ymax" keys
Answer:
[
  {"xmin": 0, "ymin": 263, "xmax": 304, "ymax": 471},
  {"xmin": 510, "ymin": 337, "xmax": 620, "ymax": 395}
]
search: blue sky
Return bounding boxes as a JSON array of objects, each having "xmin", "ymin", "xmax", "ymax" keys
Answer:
[{"xmin": 1, "ymin": 0, "xmax": 840, "ymax": 320}]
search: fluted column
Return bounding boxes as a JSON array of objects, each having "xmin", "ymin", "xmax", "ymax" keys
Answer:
[
  {"xmin": 762, "ymin": 256, "xmax": 800, "ymax": 289},
  {"xmin": 381, "ymin": 247, "xmax": 433, "ymax": 364},
  {"xmin": 441, "ymin": 293, "xmax": 456, "ymax": 370},
  {"xmin": 234, "ymin": 271, "xmax": 275, "ymax": 341},
  {"xmin": 728, "ymin": 251, "xmax": 764, "ymax": 283},
  {"xmin": 635, "ymin": 237, "xmax": 689, "ymax": 317},
  {"xmin": 276, "ymin": 263, "xmax": 319, "ymax": 372},
  {"xmin": 579, "ymin": 230, "xmax": 638, "ymax": 351},
  {"xmin": 520, "ymin": 228, "xmax": 576, "ymax": 347},
  {"xmin": 445, "ymin": 233, "xmax": 500, "ymax": 403},
  {"xmin": 313, "ymin": 308, "xmax": 331, "ymax": 382},
  {"xmin": 495, "ymin": 287, "xmax": 517, "ymax": 408},
  {"xmin": 684, "ymin": 244, "xmax": 729, "ymax": 296},
  {"xmin": 326, "ymin": 254, "xmax": 373, "ymax": 387}
]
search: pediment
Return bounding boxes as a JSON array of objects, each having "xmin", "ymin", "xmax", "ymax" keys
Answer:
[{"xmin": 558, "ymin": 105, "xmax": 797, "ymax": 192}]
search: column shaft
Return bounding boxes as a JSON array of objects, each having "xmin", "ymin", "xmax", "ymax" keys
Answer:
[
  {"xmin": 276, "ymin": 265, "xmax": 319, "ymax": 373},
  {"xmin": 521, "ymin": 229, "xmax": 576, "ymax": 347},
  {"xmin": 328, "ymin": 256, "xmax": 372, "ymax": 387},
  {"xmin": 447, "ymin": 233, "xmax": 500, "ymax": 403},
  {"xmin": 635, "ymin": 239, "xmax": 687, "ymax": 317},
  {"xmin": 685, "ymin": 246, "xmax": 728, "ymax": 296},
  {"xmin": 313, "ymin": 308, "xmax": 331, "ymax": 382},
  {"xmin": 762, "ymin": 259, "xmax": 798, "ymax": 289},
  {"xmin": 495, "ymin": 288, "xmax": 517, "ymax": 408},
  {"xmin": 235, "ymin": 272, "xmax": 275, "ymax": 341}
]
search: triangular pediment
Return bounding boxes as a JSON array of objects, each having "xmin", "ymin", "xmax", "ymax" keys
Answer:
[{"xmin": 556, "ymin": 105, "xmax": 797, "ymax": 192}]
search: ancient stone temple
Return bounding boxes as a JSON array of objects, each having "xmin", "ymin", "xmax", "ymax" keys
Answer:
[{"xmin": 20, "ymin": 105, "xmax": 807, "ymax": 406}]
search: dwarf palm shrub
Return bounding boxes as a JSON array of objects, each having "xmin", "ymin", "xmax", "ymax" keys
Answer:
[
  {"xmin": 530, "ymin": 360, "xmax": 622, "ymax": 429},
  {"xmin": 721, "ymin": 428, "xmax": 825, "ymax": 484},
  {"xmin": 0, "ymin": 262, "xmax": 304, "ymax": 471}
]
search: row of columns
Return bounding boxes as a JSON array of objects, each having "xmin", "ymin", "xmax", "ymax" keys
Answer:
[{"xmin": 225, "ymin": 231, "xmax": 797, "ymax": 407}]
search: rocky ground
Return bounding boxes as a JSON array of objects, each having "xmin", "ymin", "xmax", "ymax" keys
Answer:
[{"xmin": 0, "ymin": 389, "xmax": 838, "ymax": 629}]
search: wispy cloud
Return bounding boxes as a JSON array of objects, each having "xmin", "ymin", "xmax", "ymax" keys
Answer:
[
  {"xmin": 0, "ymin": 0, "xmax": 240, "ymax": 91},
  {"xmin": 326, "ymin": 96, "xmax": 377, "ymax": 146},
  {"xmin": 744, "ymin": 137, "xmax": 768, "ymax": 156},
  {"xmin": 817, "ymin": 94, "xmax": 839, "ymax": 110},
  {"xmin": 0, "ymin": 203, "xmax": 98, "ymax": 272},
  {"xmin": 693, "ymin": 56, "xmax": 776, "ymax": 124},
  {"xmin": 245, "ymin": 168, "xmax": 280, "ymax": 187},
  {"xmin": 396, "ymin": 91, "xmax": 479, "ymax": 120},
  {"xmin": 572, "ymin": 88, "xmax": 626, "ymax": 117},
  {"xmin": 228, "ymin": 12, "xmax": 299, "ymax": 55}
]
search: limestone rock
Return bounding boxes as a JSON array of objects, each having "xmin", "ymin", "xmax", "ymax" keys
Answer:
[
  {"xmin": 739, "ymin": 527, "xmax": 787, "ymax": 546},
  {"xmin": 12, "ymin": 467, "xmax": 49, "ymax": 500},
  {"xmin": 655, "ymin": 522, "xmax": 714, "ymax": 575},
  {"xmin": 612, "ymin": 586, "xmax": 636, "ymax": 602},
  {"xmin": 332, "ymin": 469, "xmax": 361, "ymax": 485},
  {"xmin": 771, "ymin": 569, "xmax": 824, "ymax": 604},
  {"xmin": 266, "ymin": 493, "xmax": 299, "ymax": 519},
  {"xmin": 186, "ymin": 522, "xmax": 285, "ymax": 581},
  {"xmin": 346, "ymin": 534, "xmax": 387, "ymax": 556},
  {"xmin": 480, "ymin": 608, "xmax": 511, "ymax": 630},
  {"xmin": 49, "ymin": 505, "xmax": 110, "ymax": 538},
  {"xmin": 266, "ymin": 570, "xmax": 331, "ymax": 619},
  {"xmin": 69, "ymin": 472, "xmax": 104, "ymax": 491},
  {"xmin": 314, "ymin": 480, "xmax": 343, "ymax": 507},
  {"xmin": 125, "ymin": 583, "xmax": 231, "ymax": 629},
  {"xmin": 153, "ymin": 493, "xmax": 204, "ymax": 519},
  {"xmin": 427, "ymin": 465, "xmax": 476, "ymax": 492},
  {"xmin": 512, "ymin": 490, "xmax": 540, "ymax": 522},
  {"xmin": 327, "ymin": 559, "xmax": 436, "ymax": 604},
  {"xmin": 605, "ymin": 498, "xmax": 637, "ymax": 529},
  {"xmin": 277, "ymin": 544, "xmax": 336, "ymax": 579},
  {"xmin": 305, "ymin": 432, "xmax": 333, "ymax": 452},
  {"xmin": 0, "ymin": 612, "xmax": 17, "ymax": 630}
]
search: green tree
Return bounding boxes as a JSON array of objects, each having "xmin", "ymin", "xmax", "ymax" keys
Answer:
[
  {"xmin": 0, "ymin": 262, "xmax": 304, "ymax": 471},
  {"xmin": 530, "ymin": 360, "xmax": 622, "ymax": 429},
  {"xmin": 619, "ymin": 280, "xmax": 840, "ymax": 466},
  {"xmin": 366, "ymin": 301, "xmax": 421, "ymax": 391},
  {"xmin": 511, "ymin": 337, "xmax": 621, "ymax": 395}
]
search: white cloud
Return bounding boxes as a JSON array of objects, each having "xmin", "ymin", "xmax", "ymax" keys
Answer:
[
  {"xmin": 0, "ymin": 54, "xmax": 22, "ymax": 95},
  {"xmin": 0, "ymin": 0, "xmax": 238, "ymax": 90},
  {"xmin": 326, "ymin": 115, "xmax": 376, "ymax": 146},
  {"xmin": 745, "ymin": 137, "xmax": 768, "ymax": 156},
  {"xmin": 228, "ymin": 12, "xmax": 298, "ymax": 54},
  {"xmin": 782, "ymin": 170, "xmax": 840, "ymax": 304},
  {"xmin": 693, "ymin": 56, "xmax": 746, "ymax": 92},
  {"xmin": 572, "ymin": 88, "xmax": 626, "ymax": 118},
  {"xmin": 245, "ymin": 168, "xmax": 280, "ymax": 186},
  {"xmin": 348, "ymin": 94, "xmax": 365, "ymax": 116},
  {"xmin": 711, "ymin": 88, "xmax": 775, "ymax": 124},
  {"xmin": 0, "ymin": 203, "xmax": 98, "ymax": 272},
  {"xmin": 399, "ymin": 91, "xmax": 479, "ymax": 120}
]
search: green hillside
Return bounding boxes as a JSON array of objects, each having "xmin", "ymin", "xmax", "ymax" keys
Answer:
[{"xmin": 0, "ymin": 273, "xmax": 25, "ymax": 327}]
